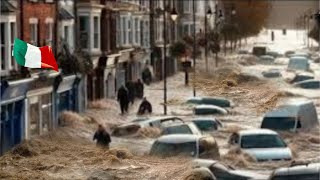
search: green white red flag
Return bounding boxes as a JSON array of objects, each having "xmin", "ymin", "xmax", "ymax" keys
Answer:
[{"xmin": 12, "ymin": 38, "xmax": 58, "ymax": 71}]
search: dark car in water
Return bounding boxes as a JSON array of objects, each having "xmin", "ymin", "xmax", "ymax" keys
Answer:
[{"xmin": 261, "ymin": 101, "xmax": 318, "ymax": 132}]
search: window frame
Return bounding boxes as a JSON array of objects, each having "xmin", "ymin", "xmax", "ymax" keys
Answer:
[
  {"xmin": 30, "ymin": 21, "xmax": 38, "ymax": 46},
  {"xmin": 79, "ymin": 15, "xmax": 89, "ymax": 49},
  {"xmin": 93, "ymin": 16, "xmax": 100, "ymax": 49}
]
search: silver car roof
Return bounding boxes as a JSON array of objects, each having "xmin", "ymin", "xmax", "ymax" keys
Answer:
[{"xmin": 156, "ymin": 134, "xmax": 201, "ymax": 144}]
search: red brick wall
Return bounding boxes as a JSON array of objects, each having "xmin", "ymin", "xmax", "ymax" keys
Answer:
[{"xmin": 21, "ymin": 1, "xmax": 56, "ymax": 47}]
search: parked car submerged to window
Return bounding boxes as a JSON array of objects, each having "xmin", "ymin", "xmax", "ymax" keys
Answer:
[
  {"xmin": 228, "ymin": 129, "xmax": 292, "ymax": 161},
  {"xmin": 269, "ymin": 162, "xmax": 320, "ymax": 180},
  {"xmin": 161, "ymin": 123, "xmax": 202, "ymax": 136},
  {"xmin": 150, "ymin": 134, "xmax": 220, "ymax": 159},
  {"xmin": 112, "ymin": 116, "xmax": 184, "ymax": 136},
  {"xmin": 191, "ymin": 118, "xmax": 223, "ymax": 132}
]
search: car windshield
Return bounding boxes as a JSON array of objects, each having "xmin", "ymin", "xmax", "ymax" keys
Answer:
[
  {"xmin": 162, "ymin": 125, "xmax": 192, "ymax": 135},
  {"xmin": 150, "ymin": 141, "xmax": 197, "ymax": 157},
  {"xmin": 261, "ymin": 117, "xmax": 298, "ymax": 130},
  {"xmin": 193, "ymin": 120, "xmax": 218, "ymax": 131},
  {"xmin": 241, "ymin": 134, "xmax": 286, "ymax": 149}
]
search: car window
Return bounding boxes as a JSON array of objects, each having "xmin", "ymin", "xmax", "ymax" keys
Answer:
[
  {"xmin": 272, "ymin": 173, "xmax": 320, "ymax": 180},
  {"xmin": 162, "ymin": 125, "xmax": 193, "ymax": 135},
  {"xmin": 240, "ymin": 134, "xmax": 287, "ymax": 149},
  {"xmin": 261, "ymin": 117, "xmax": 296, "ymax": 130},
  {"xmin": 150, "ymin": 141, "xmax": 197, "ymax": 157},
  {"xmin": 199, "ymin": 137, "xmax": 219, "ymax": 159},
  {"xmin": 193, "ymin": 120, "xmax": 218, "ymax": 131}
]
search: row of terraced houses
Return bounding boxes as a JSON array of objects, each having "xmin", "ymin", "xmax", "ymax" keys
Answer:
[{"xmin": 0, "ymin": 0, "xmax": 218, "ymax": 155}]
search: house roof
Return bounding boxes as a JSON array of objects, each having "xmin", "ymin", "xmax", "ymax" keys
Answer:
[
  {"xmin": 1, "ymin": 0, "xmax": 16, "ymax": 13},
  {"xmin": 59, "ymin": 8, "xmax": 74, "ymax": 20}
]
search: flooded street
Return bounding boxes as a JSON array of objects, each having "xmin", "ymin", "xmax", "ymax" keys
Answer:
[{"xmin": 1, "ymin": 48, "xmax": 319, "ymax": 179}]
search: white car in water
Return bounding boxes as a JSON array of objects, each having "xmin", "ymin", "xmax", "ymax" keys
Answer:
[
  {"xmin": 228, "ymin": 129, "xmax": 292, "ymax": 161},
  {"xmin": 150, "ymin": 134, "xmax": 220, "ymax": 159}
]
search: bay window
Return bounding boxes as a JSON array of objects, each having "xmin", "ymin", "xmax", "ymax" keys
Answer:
[
  {"xmin": 93, "ymin": 16, "xmax": 99, "ymax": 49},
  {"xmin": 79, "ymin": 16, "xmax": 89, "ymax": 49}
]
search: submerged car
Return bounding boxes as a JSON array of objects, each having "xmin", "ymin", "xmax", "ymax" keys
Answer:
[
  {"xmin": 287, "ymin": 57, "xmax": 310, "ymax": 71},
  {"xmin": 261, "ymin": 101, "xmax": 318, "ymax": 132},
  {"xmin": 112, "ymin": 116, "xmax": 184, "ymax": 136},
  {"xmin": 194, "ymin": 105, "xmax": 228, "ymax": 115},
  {"xmin": 191, "ymin": 118, "xmax": 223, "ymax": 132},
  {"xmin": 162, "ymin": 123, "xmax": 202, "ymax": 136},
  {"xmin": 228, "ymin": 129, "xmax": 292, "ymax": 161},
  {"xmin": 150, "ymin": 134, "xmax": 220, "ymax": 159},
  {"xmin": 294, "ymin": 79, "xmax": 320, "ymax": 89},
  {"xmin": 262, "ymin": 69, "xmax": 282, "ymax": 78},
  {"xmin": 186, "ymin": 97, "xmax": 231, "ymax": 108},
  {"xmin": 269, "ymin": 162, "xmax": 320, "ymax": 180},
  {"xmin": 192, "ymin": 159, "xmax": 268, "ymax": 180},
  {"xmin": 290, "ymin": 72, "xmax": 314, "ymax": 84},
  {"xmin": 259, "ymin": 55, "xmax": 275, "ymax": 62}
]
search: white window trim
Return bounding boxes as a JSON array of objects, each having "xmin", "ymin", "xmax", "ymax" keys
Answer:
[
  {"xmin": 133, "ymin": 17, "xmax": 141, "ymax": 46},
  {"xmin": 0, "ymin": 15, "xmax": 17, "ymax": 75},
  {"xmin": 45, "ymin": 18, "xmax": 54, "ymax": 47},
  {"xmin": 78, "ymin": 7, "xmax": 102, "ymax": 53},
  {"xmin": 61, "ymin": 20, "xmax": 74, "ymax": 52},
  {"xmin": 92, "ymin": 16, "xmax": 100, "ymax": 50},
  {"xmin": 78, "ymin": 14, "xmax": 90, "ymax": 51}
]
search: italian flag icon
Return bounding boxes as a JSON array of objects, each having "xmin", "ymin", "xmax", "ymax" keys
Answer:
[{"xmin": 12, "ymin": 38, "xmax": 59, "ymax": 72}]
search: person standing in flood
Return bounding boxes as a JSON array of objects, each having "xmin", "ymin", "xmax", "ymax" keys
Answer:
[
  {"xmin": 142, "ymin": 67, "xmax": 152, "ymax": 85},
  {"xmin": 126, "ymin": 81, "xmax": 135, "ymax": 105},
  {"xmin": 93, "ymin": 124, "xmax": 111, "ymax": 149},
  {"xmin": 137, "ymin": 97, "xmax": 152, "ymax": 115},
  {"xmin": 135, "ymin": 79, "xmax": 144, "ymax": 99},
  {"xmin": 117, "ymin": 85, "xmax": 129, "ymax": 114}
]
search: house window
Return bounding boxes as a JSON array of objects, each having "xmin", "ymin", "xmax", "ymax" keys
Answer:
[
  {"xmin": 30, "ymin": 22, "xmax": 38, "ymax": 46},
  {"xmin": 10, "ymin": 22, "xmax": 15, "ymax": 67},
  {"xmin": 183, "ymin": 1, "xmax": 191, "ymax": 13},
  {"xmin": 64, "ymin": 26, "xmax": 69, "ymax": 43},
  {"xmin": 116, "ymin": 16, "xmax": 121, "ymax": 46},
  {"xmin": 134, "ymin": 18, "xmax": 140, "ymax": 45},
  {"xmin": 1, "ymin": 23, "xmax": 5, "ymax": 70},
  {"xmin": 79, "ymin": 16, "xmax": 89, "ymax": 49},
  {"xmin": 93, "ymin": 16, "xmax": 99, "ymax": 49},
  {"xmin": 46, "ymin": 22, "xmax": 53, "ymax": 46},
  {"xmin": 121, "ymin": 16, "xmax": 127, "ymax": 45},
  {"xmin": 128, "ymin": 18, "xmax": 132, "ymax": 44}
]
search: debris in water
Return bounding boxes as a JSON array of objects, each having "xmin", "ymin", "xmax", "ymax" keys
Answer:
[{"xmin": 222, "ymin": 147, "xmax": 257, "ymax": 168}]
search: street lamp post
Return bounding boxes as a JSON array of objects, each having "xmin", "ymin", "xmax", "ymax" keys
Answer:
[
  {"xmin": 160, "ymin": 5, "xmax": 178, "ymax": 115},
  {"xmin": 204, "ymin": 2, "xmax": 212, "ymax": 73},
  {"xmin": 193, "ymin": 0, "xmax": 196, "ymax": 97}
]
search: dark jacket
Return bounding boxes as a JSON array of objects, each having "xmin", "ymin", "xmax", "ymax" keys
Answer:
[
  {"xmin": 138, "ymin": 100, "xmax": 152, "ymax": 115},
  {"xmin": 135, "ymin": 81, "xmax": 144, "ymax": 98},
  {"xmin": 117, "ymin": 86, "xmax": 129, "ymax": 104},
  {"xmin": 93, "ymin": 130, "xmax": 111, "ymax": 146}
]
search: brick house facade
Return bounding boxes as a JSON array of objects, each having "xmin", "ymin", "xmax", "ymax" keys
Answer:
[{"xmin": 19, "ymin": 0, "xmax": 57, "ymax": 49}]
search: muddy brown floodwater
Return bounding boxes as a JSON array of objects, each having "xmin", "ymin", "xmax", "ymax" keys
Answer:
[{"xmin": 0, "ymin": 54, "xmax": 319, "ymax": 179}]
